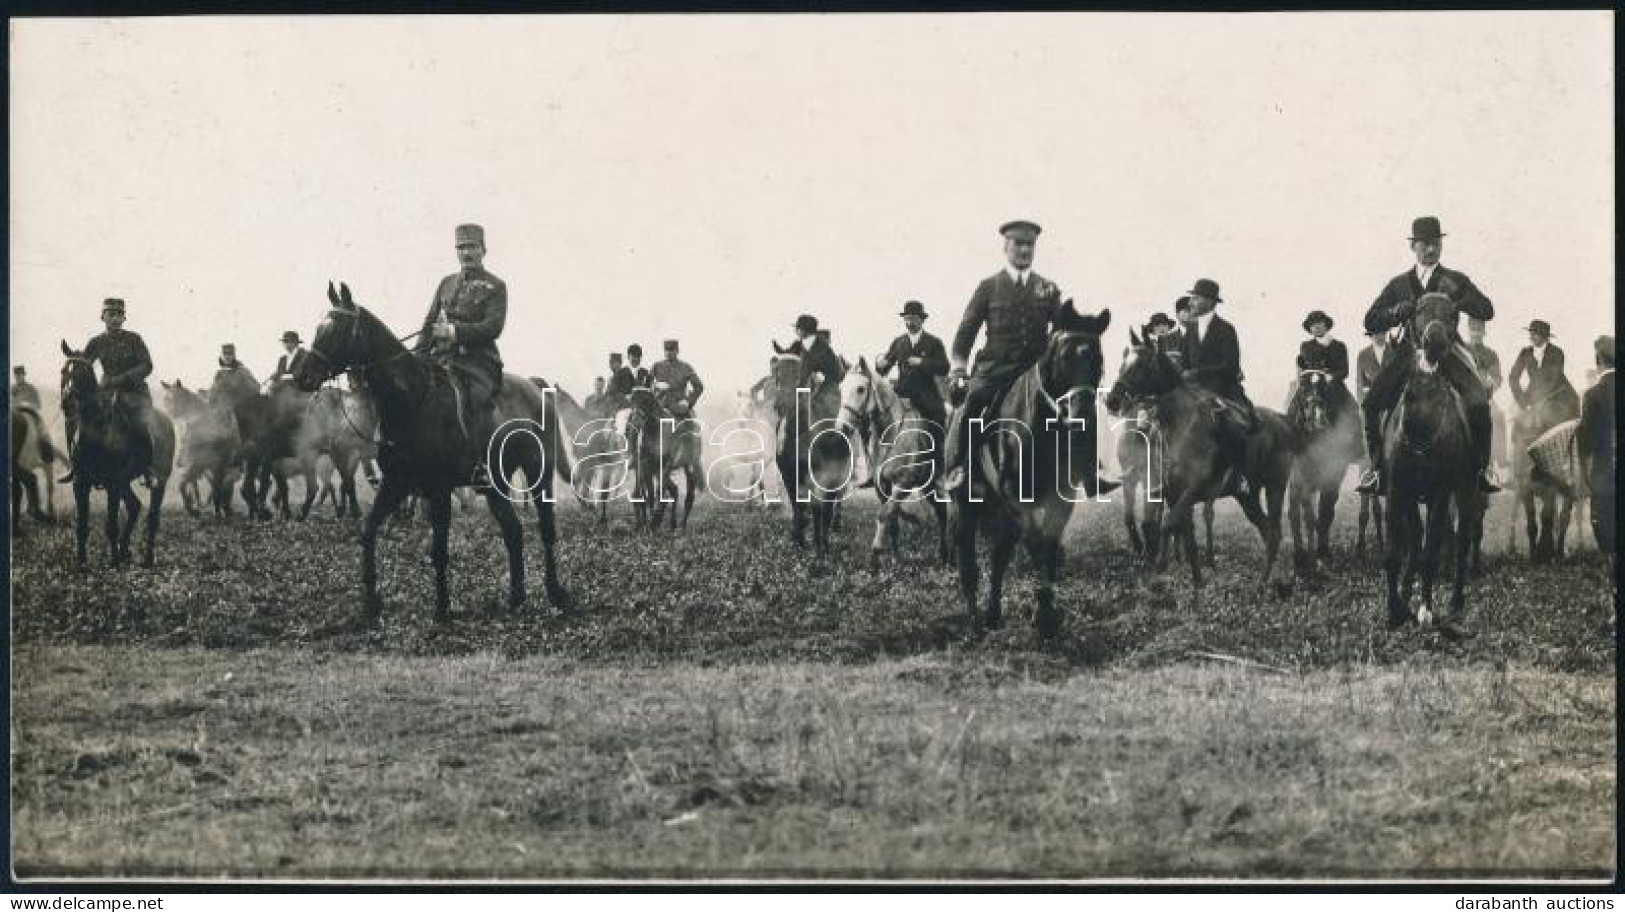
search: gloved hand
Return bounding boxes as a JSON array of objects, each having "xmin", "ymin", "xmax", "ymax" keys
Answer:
[
  {"xmin": 1392, "ymin": 299, "xmax": 1417, "ymax": 323},
  {"xmin": 431, "ymin": 322, "xmax": 456, "ymax": 342},
  {"xmin": 948, "ymin": 367, "xmax": 968, "ymax": 407}
]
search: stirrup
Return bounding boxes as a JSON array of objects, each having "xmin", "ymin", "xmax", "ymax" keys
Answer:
[
  {"xmin": 470, "ymin": 461, "xmax": 495, "ymax": 493},
  {"xmin": 943, "ymin": 465, "xmax": 967, "ymax": 492},
  {"xmin": 1477, "ymin": 468, "xmax": 1501, "ymax": 493},
  {"xmin": 1355, "ymin": 468, "xmax": 1382, "ymax": 494}
]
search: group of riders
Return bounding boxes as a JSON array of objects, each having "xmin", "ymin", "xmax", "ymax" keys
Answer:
[{"xmin": 20, "ymin": 215, "xmax": 1616, "ymax": 557}]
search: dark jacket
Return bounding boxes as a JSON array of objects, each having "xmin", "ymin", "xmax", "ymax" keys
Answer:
[
  {"xmin": 1467, "ymin": 341, "xmax": 1503, "ymax": 394},
  {"xmin": 627, "ymin": 365, "xmax": 652, "ymax": 389},
  {"xmin": 1577, "ymin": 369, "xmax": 1616, "ymax": 490},
  {"xmin": 272, "ymin": 348, "xmax": 308, "ymax": 382},
  {"xmin": 1508, "ymin": 344, "xmax": 1573, "ymax": 410},
  {"xmin": 415, "ymin": 266, "xmax": 507, "ymax": 382},
  {"xmin": 1182, "ymin": 313, "xmax": 1244, "ymax": 400},
  {"xmin": 1355, "ymin": 341, "xmax": 1398, "ymax": 403},
  {"xmin": 85, "ymin": 329, "xmax": 154, "ymax": 399},
  {"xmin": 606, "ymin": 365, "xmax": 635, "ymax": 397},
  {"xmin": 878, "ymin": 330, "xmax": 949, "ymax": 419},
  {"xmin": 952, "ymin": 270, "xmax": 1062, "ymax": 373},
  {"xmin": 797, "ymin": 337, "xmax": 845, "ymax": 399},
  {"xmin": 1296, "ymin": 338, "xmax": 1349, "ymax": 383},
  {"xmin": 11, "ymin": 380, "xmax": 40, "ymax": 409},
  {"xmin": 651, "ymin": 357, "xmax": 704, "ymax": 411},
  {"xmin": 1364, "ymin": 265, "xmax": 1493, "ymax": 343}
]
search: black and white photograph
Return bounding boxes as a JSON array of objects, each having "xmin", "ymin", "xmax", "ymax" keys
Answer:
[{"xmin": 6, "ymin": 10, "xmax": 1616, "ymax": 884}]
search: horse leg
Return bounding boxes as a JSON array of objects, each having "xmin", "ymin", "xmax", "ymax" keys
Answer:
[
  {"xmin": 528, "ymin": 477, "xmax": 573, "ymax": 610},
  {"xmin": 985, "ymin": 533, "xmax": 1016, "ymax": 631},
  {"xmin": 683, "ymin": 467, "xmax": 697, "ymax": 530},
  {"xmin": 1520, "ymin": 490, "xmax": 1539, "ymax": 560},
  {"xmin": 1027, "ymin": 534, "xmax": 1062, "ymax": 639},
  {"xmin": 1123, "ymin": 477, "xmax": 1145, "ymax": 557},
  {"xmin": 1537, "ymin": 491, "xmax": 1558, "ymax": 561},
  {"xmin": 1202, "ymin": 500, "xmax": 1217, "ymax": 568},
  {"xmin": 359, "ymin": 478, "xmax": 412, "ymax": 624},
  {"xmin": 1417, "ymin": 498, "xmax": 1452, "ymax": 626},
  {"xmin": 932, "ymin": 495, "xmax": 951, "ymax": 567},
  {"xmin": 954, "ymin": 504, "xmax": 980, "ymax": 624},
  {"xmin": 74, "ymin": 480, "xmax": 92, "ymax": 567},
  {"xmin": 1288, "ymin": 480, "xmax": 1307, "ymax": 568},
  {"xmin": 485, "ymin": 491, "xmax": 527, "ymax": 611},
  {"xmin": 667, "ymin": 475, "xmax": 680, "ymax": 531},
  {"xmin": 1236, "ymin": 488, "xmax": 1279, "ymax": 590},
  {"xmin": 869, "ymin": 496, "xmax": 890, "ymax": 567},
  {"xmin": 104, "ymin": 484, "xmax": 124, "ymax": 566},
  {"xmin": 1555, "ymin": 493, "xmax": 1573, "ymax": 559},
  {"xmin": 1382, "ymin": 493, "xmax": 1410, "ymax": 627},
  {"xmin": 141, "ymin": 479, "xmax": 165, "ymax": 568},
  {"xmin": 1357, "ymin": 492, "xmax": 1370, "ymax": 552},
  {"xmin": 426, "ymin": 489, "xmax": 453, "ymax": 622},
  {"xmin": 1316, "ymin": 486, "xmax": 1337, "ymax": 565}
]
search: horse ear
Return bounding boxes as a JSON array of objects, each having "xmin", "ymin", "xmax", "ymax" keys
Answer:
[
  {"xmin": 1095, "ymin": 308, "xmax": 1111, "ymax": 331},
  {"xmin": 856, "ymin": 355, "xmax": 868, "ymax": 373},
  {"xmin": 339, "ymin": 282, "xmax": 354, "ymax": 307},
  {"xmin": 327, "ymin": 281, "xmax": 339, "ymax": 306},
  {"xmin": 1129, "ymin": 327, "xmax": 1142, "ymax": 348},
  {"xmin": 772, "ymin": 340, "xmax": 789, "ymax": 355},
  {"xmin": 60, "ymin": 339, "xmax": 73, "ymax": 357}
]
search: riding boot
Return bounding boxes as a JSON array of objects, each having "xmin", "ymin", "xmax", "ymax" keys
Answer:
[
  {"xmin": 470, "ymin": 410, "xmax": 497, "ymax": 493},
  {"xmin": 58, "ymin": 421, "xmax": 78, "ymax": 484},
  {"xmin": 1468, "ymin": 401, "xmax": 1500, "ymax": 492},
  {"xmin": 1355, "ymin": 402, "xmax": 1384, "ymax": 494},
  {"xmin": 942, "ymin": 407, "xmax": 972, "ymax": 493}
]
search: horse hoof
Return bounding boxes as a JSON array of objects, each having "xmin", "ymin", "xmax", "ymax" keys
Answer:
[
  {"xmin": 545, "ymin": 582, "xmax": 575, "ymax": 611},
  {"xmin": 508, "ymin": 589, "xmax": 527, "ymax": 610},
  {"xmin": 1416, "ymin": 604, "xmax": 1434, "ymax": 627},
  {"xmin": 1035, "ymin": 607, "xmax": 1062, "ymax": 640}
]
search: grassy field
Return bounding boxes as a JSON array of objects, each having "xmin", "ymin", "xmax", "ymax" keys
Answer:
[{"xmin": 9, "ymin": 489, "xmax": 1617, "ymax": 879}]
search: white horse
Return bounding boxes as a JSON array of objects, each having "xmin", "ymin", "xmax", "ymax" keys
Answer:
[{"xmin": 838, "ymin": 357, "xmax": 950, "ymax": 566}]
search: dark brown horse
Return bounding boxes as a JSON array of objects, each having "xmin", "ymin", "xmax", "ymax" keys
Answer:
[
  {"xmin": 950, "ymin": 302, "xmax": 1111, "ymax": 637},
  {"xmin": 58, "ymin": 343, "xmax": 176, "ymax": 568},
  {"xmin": 625, "ymin": 387, "xmax": 705, "ymax": 531},
  {"xmin": 770, "ymin": 348, "xmax": 853, "ymax": 558},
  {"xmin": 293, "ymin": 282, "xmax": 573, "ymax": 624},
  {"xmin": 1111, "ymin": 395, "xmax": 1216, "ymax": 565},
  {"xmin": 1378, "ymin": 293, "xmax": 1482, "ymax": 631},
  {"xmin": 210, "ymin": 372, "xmax": 314, "ymax": 520},
  {"xmin": 1104, "ymin": 331, "xmax": 1297, "ymax": 594},
  {"xmin": 1286, "ymin": 368, "xmax": 1363, "ymax": 569}
]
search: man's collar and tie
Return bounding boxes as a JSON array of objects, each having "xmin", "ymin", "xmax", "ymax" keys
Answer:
[
  {"xmin": 906, "ymin": 329, "xmax": 924, "ymax": 346},
  {"xmin": 1530, "ymin": 342, "xmax": 1548, "ymax": 366},
  {"xmin": 1415, "ymin": 262, "xmax": 1438, "ymax": 289},
  {"xmin": 1196, "ymin": 311, "xmax": 1215, "ymax": 341},
  {"xmin": 1005, "ymin": 266, "xmax": 1031, "ymax": 287}
]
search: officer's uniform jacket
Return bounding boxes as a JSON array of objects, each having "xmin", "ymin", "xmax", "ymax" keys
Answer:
[
  {"xmin": 414, "ymin": 266, "xmax": 507, "ymax": 393},
  {"xmin": 651, "ymin": 358, "xmax": 704, "ymax": 414},
  {"xmin": 86, "ymin": 329, "xmax": 155, "ymax": 400},
  {"xmin": 952, "ymin": 270, "xmax": 1063, "ymax": 382}
]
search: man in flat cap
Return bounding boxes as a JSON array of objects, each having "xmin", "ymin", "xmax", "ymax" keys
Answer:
[
  {"xmin": 1178, "ymin": 278, "xmax": 1257, "ymax": 491},
  {"xmin": 1357, "ymin": 216, "xmax": 1499, "ymax": 494},
  {"xmin": 1508, "ymin": 319, "xmax": 1575, "ymax": 415},
  {"xmin": 414, "ymin": 223, "xmax": 509, "ymax": 489},
  {"xmin": 945, "ymin": 220, "xmax": 1116, "ymax": 494},
  {"xmin": 61, "ymin": 298, "xmax": 157, "ymax": 485},
  {"xmin": 212, "ymin": 343, "xmax": 260, "ymax": 410},
  {"xmin": 652, "ymin": 339, "xmax": 705, "ymax": 419},
  {"xmin": 268, "ymin": 331, "xmax": 309, "ymax": 391},
  {"xmin": 1577, "ymin": 335, "xmax": 1615, "ymax": 575}
]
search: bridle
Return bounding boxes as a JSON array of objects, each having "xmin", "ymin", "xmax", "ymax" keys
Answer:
[
  {"xmin": 1037, "ymin": 329, "xmax": 1103, "ymax": 421},
  {"xmin": 302, "ymin": 305, "xmax": 421, "ymax": 387}
]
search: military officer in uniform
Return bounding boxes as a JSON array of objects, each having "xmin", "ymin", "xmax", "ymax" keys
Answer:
[
  {"xmin": 944, "ymin": 219, "xmax": 1117, "ymax": 495},
  {"xmin": 583, "ymin": 376, "xmax": 608, "ymax": 419},
  {"xmin": 268, "ymin": 331, "xmax": 309, "ymax": 389},
  {"xmin": 626, "ymin": 344, "xmax": 653, "ymax": 389},
  {"xmin": 413, "ymin": 222, "xmax": 508, "ymax": 489},
  {"xmin": 11, "ymin": 366, "xmax": 40, "ymax": 409},
  {"xmin": 651, "ymin": 339, "xmax": 705, "ymax": 418},
  {"xmin": 1357, "ymin": 216, "xmax": 1498, "ymax": 494},
  {"xmin": 61, "ymin": 298, "xmax": 156, "ymax": 485}
]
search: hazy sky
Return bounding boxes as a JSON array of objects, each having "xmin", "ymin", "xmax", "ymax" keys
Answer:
[{"xmin": 10, "ymin": 12, "xmax": 1614, "ymax": 413}]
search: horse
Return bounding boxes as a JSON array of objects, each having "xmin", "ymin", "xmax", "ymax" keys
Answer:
[
  {"xmin": 11, "ymin": 404, "xmax": 58, "ymax": 528},
  {"xmin": 1111, "ymin": 395, "xmax": 1218, "ymax": 566},
  {"xmin": 769, "ymin": 348, "xmax": 853, "ymax": 558},
  {"xmin": 721, "ymin": 383, "xmax": 781, "ymax": 509},
  {"xmin": 1104, "ymin": 330, "xmax": 1297, "ymax": 594},
  {"xmin": 838, "ymin": 357, "xmax": 950, "ymax": 567},
  {"xmin": 1377, "ymin": 293, "xmax": 1483, "ymax": 631},
  {"xmin": 1286, "ymin": 368, "xmax": 1363, "ymax": 569},
  {"xmin": 58, "ymin": 342, "xmax": 176, "ymax": 568},
  {"xmin": 304, "ymin": 384, "xmax": 380, "ymax": 519},
  {"xmin": 293, "ymin": 281, "xmax": 573, "ymax": 624},
  {"xmin": 946, "ymin": 303, "xmax": 1111, "ymax": 637},
  {"xmin": 538, "ymin": 378, "xmax": 633, "ymax": 522},
  {"xmin": 625, "ymin": 387, "xmax": 705, "ymax": 531},
  {"xmin": 160, "ymin": 380, "xmax": 244, "ymax": 517},
  {"xmin": 1509, "ymin": 386, "xmax": 1581, "ymax": 562},
  {"xmin": 210, "ymin": 372, "xmax": 316, "ymax": 520}
]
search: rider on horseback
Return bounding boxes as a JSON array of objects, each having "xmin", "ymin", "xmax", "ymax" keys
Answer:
[
  {"xmin": 651, "ymin": 339, "xmax": 705, "ymax": 419},
  {"xmin": 1356, "ymin": 216, "xmax": 1499, "ymax": 495},
  {"xmin": 789, "ymin": 315, "xmax": 845, "ymax": 421},
  {"xmin": 59, "ymin": 298, "xmax": 156, "ymax": 486},
  {"xmin": 944, "ymin": 220, "xmax": 1118, "ymax": 496},
  {"xmin": 1178, "ymin": 278, "xmax": 1257, "ymax": 495},
  {"xmin": 414, "ymin": 223, "xmax": 508, "ymax": 491},
  {"xmin": 1290, "ymin": 310, "xmax": 1356, "ymax": 432}
]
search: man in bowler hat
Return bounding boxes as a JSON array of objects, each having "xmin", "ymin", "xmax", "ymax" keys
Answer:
[
  {"xmin": 1357, "ymin": 216, "xmax": 1499, "ymax": 494},
  {"xmin": 269, "ymin": 331, "xmax": 309, "ymax": 389}
]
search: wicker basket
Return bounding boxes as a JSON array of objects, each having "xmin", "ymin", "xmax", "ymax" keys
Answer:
[{"xmin": 1526, "ymin": 419, "xmax": 1581, "ymax": 493}]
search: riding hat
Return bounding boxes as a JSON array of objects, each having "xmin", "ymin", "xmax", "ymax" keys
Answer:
[
  {"xmin": 1524, "ymin": 320, "xmax": 1553, "ymax": 338},
  {"xmin": 999, "ymin": 220, "xmax": 1041, "ymax": 240},
  {"xmin": 454, "ymin": 223, "xmax": 485, "ymax": 245},
  {"xmin": 1595, "ymin": 335, "xmax": 1615, "ymax": 364},
  {"xmin": 663, "ymin": 339, "xmax": 679, "ymax": 351},
  {"xmin": 627, "ymin": 343, "xmax": 643, "ymax": 357},
  {"xmin": 899, "ymin": 300, "xmax": 928, "ymax": 319},
  {"xmin": 281, "ymin": 331, "xmax": 301, "ymax": 344},
  {"xmin": 1145, "ymin": 313, "xmax": 1175, "ymax": 333},
  {"xmin": 1409, "ymin": 216, "xmax": 1445, "ymax": 241},
  {"xmin": 1185, "ymin": 278, "xmax": 1223, "ymax": 303},
  {"xmin": 1302, "ymin": 310, "xmax": 1333, "ymax": 332},
  {"xmin": 221, "ymin": 343, "xmax": 236, "ymax": 356},
  {"xmin": 102, "ymin": 297, "xmax": 126, "ymax": 314},
  {"xmin": 1172, "ymin": 295, "xmax": 1193, "ymax": 315},
  {"xmin": 793, "ymin": 314, "xmax": 819, "ymax": 335}
]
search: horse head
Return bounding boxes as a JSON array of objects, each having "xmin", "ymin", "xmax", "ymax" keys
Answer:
[
  {"xmin": 1040, "ymin": 301, "xmax": 1111, "ymax": 425},
  {"xmin": 299, "ymin": 281, "xmax": 375, "ymax": 391},
  {"xmin": 768, "ymin": 345, "xmax": 803, "ymax": 418},
  {"xmin": 837, "ymin": 356, "xmax": 879, "ymax": 439},
  {"xmin": 1294, "ymin": 370, "xmax": 1332, "ymax": 435},
  {"xmin": 1414, "ymin": 292, "xmax": 1457, "ymax": 367},
  {"xmin": 1106, "ymin": 322, "xmax": 1178, "ymax": 414},
  {"xmin": 58, "ymin": 340, "xmax": 97, "ymax": 419}
]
